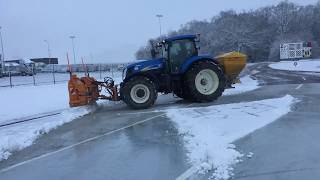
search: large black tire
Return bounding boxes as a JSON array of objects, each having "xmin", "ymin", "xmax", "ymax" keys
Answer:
[
  {"xmin": 121, "ymin": 76, "xmax": 157, "ymax": 109},
  {"xmin": 185, "ymin": 61, "xmax": 226, "ymax": 102}
]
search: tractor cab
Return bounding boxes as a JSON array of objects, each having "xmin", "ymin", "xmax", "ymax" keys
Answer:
[
  {"xmin": 123, "ymin": 34, "xmax": 201, "ymax": 81},
  {"xmin": 159, "ymin": 35, "xmax": 199, "ymax": 74}
]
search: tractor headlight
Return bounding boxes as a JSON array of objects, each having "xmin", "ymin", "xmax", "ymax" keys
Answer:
[{"xmin": 122, "ymin": 68, "xmax": 127, "ymax": 80}]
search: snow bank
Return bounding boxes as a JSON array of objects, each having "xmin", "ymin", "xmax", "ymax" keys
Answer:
[
  {"xmin": 0, "ymin": 72, "xmax": 123, "ymax": 124},
  {"xmin": 269, "ymin": 59, "xmax": 320, "ymax": 72},
  {"xmin": 0, "ymin": 84, "xmax": 69, "ymax": 123},
  {"xmin": 224, "ymin": 76, "xmax": 259, "ymax": 96},
  {"xmin": 0, "ymin": 106, "xmax": 94, "ymax": 161},
  {"xmin": 167, "ymin": 95, "xmax": 296, "ymax": 179}
]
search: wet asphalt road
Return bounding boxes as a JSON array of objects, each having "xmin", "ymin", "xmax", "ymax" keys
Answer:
[{"xmin": 0, "ymin": 63, "xmax": 320, "ymax": 180}]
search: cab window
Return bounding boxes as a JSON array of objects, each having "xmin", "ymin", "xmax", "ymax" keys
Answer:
[{"xmin": 169, "ymin": 39, "xmax": 197, "ymax": 73}]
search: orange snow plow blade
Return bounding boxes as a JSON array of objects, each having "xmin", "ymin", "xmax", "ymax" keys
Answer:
[
  {"xmin": 68, "ymin": 75, "xmax": 99, "ymax": 107},
  {"xmin": 68, "ymin": 74, "xmax": 120, "ymax": 107}
]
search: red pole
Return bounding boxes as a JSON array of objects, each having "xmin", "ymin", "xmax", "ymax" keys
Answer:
[
  {"xmin": 81, "ymin": 57, "xmax": 86, "ymax": 76},
  {"xmin": 67, "ymin": 52, "xmax": 72, "ymax": 77}
]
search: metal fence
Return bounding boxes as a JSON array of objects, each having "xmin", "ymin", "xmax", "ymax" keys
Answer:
[{"xmin": 0, "ymin": 69, "xmax": 123, "ymax": 88}]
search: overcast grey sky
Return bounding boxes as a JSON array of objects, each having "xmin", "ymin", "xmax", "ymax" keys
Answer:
[{"xmin": 0, "ymin": 0, "xmax": 318, "ymax": 64}]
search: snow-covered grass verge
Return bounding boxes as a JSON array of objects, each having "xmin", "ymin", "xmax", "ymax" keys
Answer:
[
  {"xmin": 0, "ymin": 84, "xmax": 69, "ymax": 123},
  {"xmin": 167, "ymin": 95, "xmax": 297, "ymax": 179},
  {"xmin": 269, "ymin": 59, "xmax": 320, "ymax": 72},
  {"xmin": 0, "ymin": 106, "xmax": 94, "ymax": 161},
  {"xmin": 0, "ymin": 73, "xmax": 123, "ymax": 124},
  {"xmin": 224, "ymin": 76, "xmax": 259, "ymax": 96}
]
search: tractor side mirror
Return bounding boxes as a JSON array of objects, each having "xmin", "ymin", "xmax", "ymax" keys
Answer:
[
  {"xmin": 196, "ymin": 42, "xmax": 200, "ymax": 50},
  {"xmin": 195, "ymin": 33, "xmax": 200, "ymax": 50},
  {"xmin": 195, "ymin": 33, "xmax": 200, "ymax": 42}
]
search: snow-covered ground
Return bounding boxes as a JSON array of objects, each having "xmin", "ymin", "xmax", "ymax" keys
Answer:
[
  {"xmin": 167, "ymin": 95, "xmax": 297, "ymax": 179},
  {"xmin": 269, "ymin": 59, "xmax": 320, "ymax": 72},
  {"xmin": 0, "ymin": 84, "xmax": 69, "ymax": 123},
  {"xmin": 0, "ymin": 73, "xmax": 122, "ymax": 124}
]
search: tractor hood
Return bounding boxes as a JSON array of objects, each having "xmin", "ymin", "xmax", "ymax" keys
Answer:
[{"xmin": 124, "ymin": 58, "xmax": 165, "ymax": 79}]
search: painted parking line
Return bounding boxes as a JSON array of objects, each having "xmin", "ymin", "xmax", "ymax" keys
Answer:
[{"xmin": 295, "ymin": 84, "xmax": 303, "ymax": 90}]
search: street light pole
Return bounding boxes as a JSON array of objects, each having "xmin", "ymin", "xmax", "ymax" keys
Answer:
[
  {"xmin": 69, "ymin": 35, "xmax": 76, "ymax": 65},
  {"xmin": 156, "ymin": 14, "xmax": 163, "ymax": 37},
  {"xmin": 0, "ymin": 26, "xmax": 5, "ymax": 75},
  {"xmin": 44, "ymin": 40, "xmax": 56, "ymax": 84}
]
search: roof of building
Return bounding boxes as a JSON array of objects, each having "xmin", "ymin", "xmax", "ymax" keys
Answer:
[{"xmin": 30, "ymin": 58, "xmax": 58, "ymax": 64}]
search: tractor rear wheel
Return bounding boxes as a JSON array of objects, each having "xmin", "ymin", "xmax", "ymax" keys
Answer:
[
  {"xmin": 185, "ymin": 61, "xmax": 225, "ymax": 102},
  {"xmin": 121, "ymin": 76, "xmax": 157, "ymax": 109}
]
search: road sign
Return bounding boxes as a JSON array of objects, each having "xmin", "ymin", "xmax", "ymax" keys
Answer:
[{"xmin": 280, "ymin": 42, "xmax": 312, "ymax": 60}]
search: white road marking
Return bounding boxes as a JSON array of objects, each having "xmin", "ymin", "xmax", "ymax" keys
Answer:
[
  {"xmin": 295, "ymin": 84, "xmax": 303, "ymax": 90},
  {"xmin": 117, "ymin": 111, "xmax": 158, "ymax": 116},
  {"xmin": 176, "ymin": 166, "xmax": 199, "ymax": 180},
  {"xmin": 302, "ymin": 76, "xmax": 306, "ymax": 81},
  {"xmin": 117, "ymin": 104, "xmax": 193, "ymax": 116},
  {"xmin": 0, "ymin": 103, "xmax": 194, "ymax": 173}
]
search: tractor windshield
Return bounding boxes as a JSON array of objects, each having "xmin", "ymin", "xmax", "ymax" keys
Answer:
[{"xmin": 169, "ymin": 39, "xmax": 197, "ymax": 73}]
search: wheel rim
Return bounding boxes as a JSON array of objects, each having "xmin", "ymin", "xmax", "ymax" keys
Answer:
[
  {"xmin": 195, "ymin": 69, "xmax": 219, "ymax": 95},
  {"xmin": 130, "ymin": 84, "xmax": 150, "ymax": 104}
]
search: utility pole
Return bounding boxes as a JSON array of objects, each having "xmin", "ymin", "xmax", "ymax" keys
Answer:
[
  {"xmin": 69, "ymin": 35, "xmax": 76, "ymax": 65},
  {"xmin": 156, "ymin": 14, "xmax": 163, "ymax": 37},
  {"xmin": 44, "ymin": 40, "xmax": 56, "ymax": 84},
  {"xmin": 0, "ymin": 26, "xmax": 5, "ymax": 75}
]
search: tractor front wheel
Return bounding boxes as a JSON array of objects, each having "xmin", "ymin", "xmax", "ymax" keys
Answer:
[
  {"xmin": 185, "ymin": 61, "xmax": 226, "ymax": 102},
  {"xmin": 121, "ymin": 76, "xmax": 157, "ymax": 109}
]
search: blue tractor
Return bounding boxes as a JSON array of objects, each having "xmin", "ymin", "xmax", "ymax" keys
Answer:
[{"xmin": 120, "ymin": 34, "xmax": 228, "ymax": 109}]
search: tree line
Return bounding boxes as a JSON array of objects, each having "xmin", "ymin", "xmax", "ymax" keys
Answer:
[{"xmin": 135, "ymin": 1, "xmax": 320, "ymax": 62}]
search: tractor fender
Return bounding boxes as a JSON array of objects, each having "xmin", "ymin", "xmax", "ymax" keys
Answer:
[
  {"xmin": 180, "ymin": 56, "xmax": 220, "ymax": 74},
  {"xmin": 122, "ymin": 72, "xmax": 160, "ymax": 90}
]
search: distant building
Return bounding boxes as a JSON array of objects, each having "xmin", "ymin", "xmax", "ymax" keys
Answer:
[
  {"xmin": 3, "ymin": 59, "xmax": 35, "ymax": 76},
  {"xmin": 30, "ymin": 58, "xmax": 58, "ymax": 64},
  {"xmin": 4, "ymin": 59, "xmax": 25, "ymax": 64}
]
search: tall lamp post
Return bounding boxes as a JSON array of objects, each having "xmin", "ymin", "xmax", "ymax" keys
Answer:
[
  {"xmin": 0, "ymin": 26, "xmax": 5, "ymax": 75},
  {"xmin": 69, "ymin": 35, "xmax": 76, "ymax": 65},
  {"xmin": 156, "ymin": 14, "xmax": 163, "ymax": 37},
  {"xmin": 44, "ymin": 40, "xmax": 56, "ymax": 84}
]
